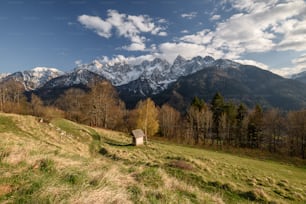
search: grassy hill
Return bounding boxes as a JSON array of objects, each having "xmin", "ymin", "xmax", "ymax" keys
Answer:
[{"xmin": 0, "ymin": 113, "xmax": 305, "ymax": 203}]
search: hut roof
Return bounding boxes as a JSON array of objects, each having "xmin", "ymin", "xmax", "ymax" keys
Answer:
[{"xmin": 132, "ymin": 129, "xmax": 145, "ymax": 138}]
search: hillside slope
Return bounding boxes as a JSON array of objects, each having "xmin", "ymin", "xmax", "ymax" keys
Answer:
[
  {"xmin": 153, "ymin": 65, "xmax": 306, "ymax": 111},
  {"xmin": 0, "ymin": 113, "xmax": 305, "ymax": 203}
]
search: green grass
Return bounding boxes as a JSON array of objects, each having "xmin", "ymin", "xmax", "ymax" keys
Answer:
[
  {"xmin": 52, "ymin": 118, "xmax": 85, "ymax": 139},
  {"xmin": 0, "ymin": 115, "xmax": 21, "ymax": 133},
  {"xmin": 0, "ymin": 113, "xmax": 305, "ymax": 203},
  {"xmin": 136, "ymin": 167, "xmax": 163, "ymax": 188}
]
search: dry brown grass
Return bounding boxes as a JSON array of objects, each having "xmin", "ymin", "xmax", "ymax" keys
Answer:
[
  {"xmin": 0, "ymin": 185, "xmax": 12, "ymax": 197},
  {"xmin": 0, "ymin": 112, "xmax": 305, "ymax": 203}
]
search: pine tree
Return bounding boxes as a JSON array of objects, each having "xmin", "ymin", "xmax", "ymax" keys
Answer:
[
  {"xmin": 224, "ymin": 102, "xmax": 237, "ymax": 145},
  {"xmin": 235, "ymin": 103, "xmax": 248, "ymax": 147},
  {"xmin": 247, "ymin": 104, "xmax": 263, "ymax": 148},
  {"xmin": 211, "ymin": 92, "xmax": 225, "ymax": 145}
]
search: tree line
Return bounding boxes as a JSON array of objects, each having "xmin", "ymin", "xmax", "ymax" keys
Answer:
[{"xmin": 0, "ymin": 80, "xmax": 305, "ymax": 159}]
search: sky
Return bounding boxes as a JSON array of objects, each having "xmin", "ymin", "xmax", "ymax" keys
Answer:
[{"xmin": 0, "ymin": 0, "xmax": 306, "ymax": 77}]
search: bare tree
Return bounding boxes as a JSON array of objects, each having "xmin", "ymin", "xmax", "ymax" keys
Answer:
[
  {"xmin": 159, "ymin": 104, "xmax": 181, "ymax": 139},
  {"xmin": 287, "ymin": 110, "xmax": 306, "ymax": 159},
  {"xmin": 86, "ymin": 80, "xmax": 125, "ymax": 129}
]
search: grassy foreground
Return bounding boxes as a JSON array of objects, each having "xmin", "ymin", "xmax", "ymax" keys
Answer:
[{"xmin": 0, "ymin": 113, "xmax": 305, "ymax": 203}]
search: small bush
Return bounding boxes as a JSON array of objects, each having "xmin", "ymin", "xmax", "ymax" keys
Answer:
[
  {"xmin": 63, "ymin": 171, "xmax": 85, "ymax": 185},
  {"xmin": 127, "ymin": 185, "xmax": 142, "ymax": 202},
  {"xmin": 38, "ymin": 159, "xmax": 56, "ymax": 174},
  {"xmin": 89, "ymin": 178, "xmax": 99, "ymax": 187},
  {"xmin": 99, "ymin": 147, "xmax": 108, "ymax": 155}
]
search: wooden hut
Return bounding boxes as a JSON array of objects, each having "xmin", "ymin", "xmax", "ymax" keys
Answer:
[{"xmin": 132, "ymin": 129, "xmax": 145, "ymax": 146}]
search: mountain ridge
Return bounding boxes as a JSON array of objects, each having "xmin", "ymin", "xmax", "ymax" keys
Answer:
[
  {"xmin": 0, "ymin": 55, "xmax": 248, "ymax": 93},
  {"xmin": 1, "ymin": 56, "xmax": 306, "ymax": 110},
  {"xmin": 0, "ymin": 67, "xmax": 64, "ymax": 90}
]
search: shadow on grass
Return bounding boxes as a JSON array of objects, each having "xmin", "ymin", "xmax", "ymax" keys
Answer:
[{"xmin": 105, "ymin": 141, "xmax": 133, "ymax": 147}]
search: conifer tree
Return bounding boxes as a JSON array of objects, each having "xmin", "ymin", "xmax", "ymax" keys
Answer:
[
  {"xmin": 247, "ymin": 104, "xmax": 263, "ymax": 148},
  {"xmin": 211, "ymin": 92, "xmax": 225, "ymax": 145},
  {"xmin": 235, "ymin": 103, "xmax": 248, "ymax": 147},
  {"xmin": 224, "ymin": 102, "xmax": 237, "ymax": 145}
]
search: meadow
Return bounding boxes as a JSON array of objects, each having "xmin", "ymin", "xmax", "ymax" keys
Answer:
[{"xmin": 0, "ymin": 113, "xmax": 305, "ymax": 203}]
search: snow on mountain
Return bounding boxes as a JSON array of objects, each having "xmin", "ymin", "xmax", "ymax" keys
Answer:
[
  {"xmin": 42, "ymin": 69, "xmax": 105, "ymax": 89},
  {"xmin": 0, "ymin": 73, "xmax": 10, "ymax": 81},
  {"xmin": 75, "ymin": 59, "xmax": 143, "ymax": 86},
  {"xmin": 1, "ymin": 67, "xmax": 64, "ymax": 90},
  {"xmin": 76, "ymin": 55, "xmax": 221, "ymax": 94},
  {"xmin": 0, "ymin": 55, "xmax": 243, "ymax": 95}
]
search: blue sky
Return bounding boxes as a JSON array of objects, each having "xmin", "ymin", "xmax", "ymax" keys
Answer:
[{"xmin": 0, "ymin": 0, "xmax": 306, "ymax": 76}]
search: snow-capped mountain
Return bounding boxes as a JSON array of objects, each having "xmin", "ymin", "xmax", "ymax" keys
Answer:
[
  {"xmin": 35, "ymin": 69, "xmax": 106, "ymax": 103},
  {"xmin": 75, "ymin": 55, "xmax": 219, "ymax": 94},
  {"xmin": 1, "ymin": 55, "xmax": 241, "ymax": 93},
  {"xmin": 0, "ymin": 73, "xmax": 10, "ymax": 81},
  {"xmin": 1, "ymin": 67, "xmax": 64, "ymax": 90},
  {"xmin": 2, "ymin": 55, "xmax": 306, "ymax": 110},
  {"xmin": 41, "ymin": 69, "xmax": 105, "ymax": 89}
]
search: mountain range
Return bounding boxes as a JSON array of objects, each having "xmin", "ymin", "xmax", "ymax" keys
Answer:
[{"xmin": 1, "ymin": 56, "xmax": 306, "ymax": 110}]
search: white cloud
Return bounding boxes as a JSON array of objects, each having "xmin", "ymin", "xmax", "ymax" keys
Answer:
[
  {"xmin": 157, "ymin": 18, "xmax": 167, "ymax": 23},
  {"xmin": 158, "ymin": 42, "xmax": 224, "ymax": 63},
  {"xmin": 181, "ymin": 30, "xmax": 189, "ymax": 34},
  {"xmin": 292, "ymin": 54, "xmax": 306, "ymax": 66},
  {"xmin": 234, "ymin": 59, "xmax": 269, "ymax": 70},
  {"xmin": 78, "ymin": 1, "xmax": 306, "ymax": 76},
  {"xmin": 78, "ymin": 10, "xmax": 167, "ymax": 51},
  {"xmin": 276, "ymin": 15, "xmax": 306, "ymax": 51},
  {"xmin": 290, "ymin": 53, "xmax": 306, "ymax": 74},
  {"xmin": 158, "ymin": 31, "xmax": 167, "ymax": 36},
  {"xmin": 156, "ymin": 0, "xmax": 306, "ymax": 76},
  {"xmin": 210, "ymin": 14, "xmax": 221, "ymax": 21},
  {"xmin": 269, "ymin": 54, "xmax": 306, "ymax": 77},
  {"xmin": 78, "ymin": 15, "xmax": 112, "ymax": 38},
  {"xmin": 173, "ymin": 0, "xmax": 306, "ymax": 71},
  {"xmin": 180, "ymin": 29, "xmax": 213, "ymax": 45},
  {"xmin": 181, "ymin": 12, "xmax": 197, "ymax": 19},
  {"xmin": 99, "ymin": 54, "xmax": 158, "ymax": 66},
  {"xmin": 123, "ymin": 42, "xmax": 146, "ymax": 51},
  {"xmin": 74, "ymin": 60, "xmax": 82, "ymax": 66},
  {"xmin": 127, "ymin": 14, "xmax": 156, "ymax": 33},
  {"xmin": 216, "ymin": 0, "xmax": 306, "ymax": 55},
  {"xmin": 227, "ymin": 0, "xmax": 278, "ymax": 13}
]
